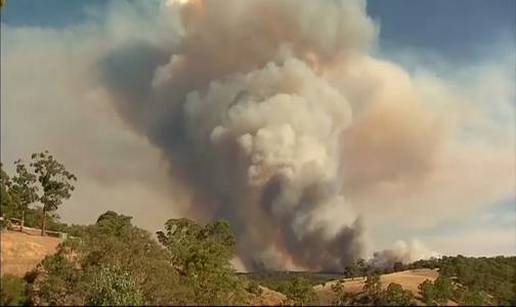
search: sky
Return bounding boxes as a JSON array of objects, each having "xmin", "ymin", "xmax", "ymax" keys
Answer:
[{"xmin": 1, "ymin": 0, "xmax": 515, "ymax": 263}]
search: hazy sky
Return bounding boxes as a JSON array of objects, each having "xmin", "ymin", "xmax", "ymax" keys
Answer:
[{"xmin": 1, "ymin": 0, "xmax": 515, "ymax": 259}]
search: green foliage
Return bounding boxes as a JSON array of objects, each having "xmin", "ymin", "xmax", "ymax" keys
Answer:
[
  {"xmin": 337, "ymin": 274, "xmax": 417, "ymax": 306},
  {"xmin": 331, "ymin": 280, "xmax": 353, "ymax": 306},
  {"xmin": 244, "ymin": 271, "xmax": 339, "ymax": 290},
  {"xmin": 419, "ymin": 279, "xmax": 436, "ymax": 305},
  {"xmin": 343, "ymin": 263, "xmax": 359, "ymax": 279},
  {"xmin": 62, "ymin": 223, "xmax": 88, "ymax": 237},
  {"xmin": 30, "ymin": 151, "xmax": 76, "ymax": 235},
  {"xmin": 27, "ymin": 211, "xmax": 249, "ymax": 305},
  {"xmin": 453, "ymin": 285, "xmax": 486, "ymax": 306},
  {"xmin": 412, "ymin": 255, "xmax": 515, "ymax": 305},
  {"xmin": 363, "ymin": 273, "xmax": 382, "ymax": 302},
  {"xmin": 380, "ymin": 282, "xmax": 416, "ymax": 306},
  {"xmin": 85, "ymin": 266, "xmax": 143, "ymax": 306},
  {"xmin": 433, "ymin": 276, "xmax": 453, "ymax": 304},
  {"xmin": 10, "ymin": 160, "xmax": 39, "ymax": 227},
  {"xmin": 1, "ymin": 162, "xmax": 17, "ymax": 219},
  {"xmin": 13, "ymin": 206, "xmax": 67, "ymax": 232},
  {"xmin": 28, "ymin": 211, "xmax": 186, "ymax": 305},
  {"xmin": 418, "ymin": 276, "xmax": 453, "ymax": 305},
  {"xmin": 346, "ymin": 272, "xmax": 385, "ymax": 305},
  {"xmin": 0, "ymin": 152, "xmax": 75, "ymax": 231},
  {"xmin": 34, "ymin": 252, "xmax": 86, "ymax": 305},
  {"xmin": 0, "ymin": 274, "xmax": 28, "ymax": 306},
  {"xmin": 95, "ymin": 210, "xmax": 132, "ymax": 236},
  {"xmin": 246, "ymin": 280, "xmax": 263, "ymax": 296},
  {"xmin": 281, "ymin": 276, "xmax": 317, "ymax": 305},
  {"xmin": 157, "ymin": 218, "xmax": 245, "ymax": 305}
]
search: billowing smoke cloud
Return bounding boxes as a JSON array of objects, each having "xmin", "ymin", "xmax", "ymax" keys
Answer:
[
  {"xmin": 97, "ymin": 0, "xmax": 441, "ymax": 271},
  {"xmin": 371, "ymin": 240, "xmax": 439, "ymax": 268},
  {"xmin": 101, "ymin": 0, "xmax": 380, "ymax": 271},
  {"xmin": 89, "ymin": 0, "xmax": 514, "ymax": 270}
]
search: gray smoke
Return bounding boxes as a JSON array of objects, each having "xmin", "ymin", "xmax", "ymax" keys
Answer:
[
  {"xmin": 370, "ymin": 240, "xmax": 440, "ymax": 268},
  {"xmin": 99, "ymin": 0, "xmax": 440, "ymax": 271}
]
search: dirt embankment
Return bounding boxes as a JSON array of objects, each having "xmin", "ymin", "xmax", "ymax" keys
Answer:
[{"xmin": 1, "ymin": 230, "xmax": 61, "ymax": 277}]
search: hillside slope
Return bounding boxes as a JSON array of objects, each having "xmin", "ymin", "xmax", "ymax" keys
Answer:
[
  {"xmin": 315, "ymin": 269, "xmax": 442, "ymax": 305},
  {"xmin": 0, "ymin": 230, "xmax": 60, "ymax": 277},
  {"xmin": 249, "ymin": 286, "xmax": 288, "ymax": 305}
]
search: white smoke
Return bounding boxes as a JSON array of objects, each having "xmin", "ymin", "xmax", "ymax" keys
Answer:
[
  {"xmin": 101, "ymin": 0, "xmax": 381, "ymax": 271},
  {"xmin": 371, "ymin": 240, "xmax": 440, "ymax": 268},
  {"xmin": 181, "ymin": 58, "xmax": 358, "ymax": 269},
  {"xmin": 94, "ymin": 0, "xmax": 514, "ymax": 270}
]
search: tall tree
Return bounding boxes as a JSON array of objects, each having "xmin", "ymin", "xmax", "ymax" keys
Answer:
[
  {"xmin": 0, "ymin": 163, "xmax": 10, "ymax": 189},
  {"xmin": 380, "ymin": 283, "xmax": 416, "ymax": 306},
  {"xmin": 344, "ymin": 262, "xmax": 359, "ymax": 280},
  {"xmin": 363, "ymin": 273, "xmax": 382, "ymax": 305},
  {"xmin": 10, "ymin": 160, "xmax": 39, "ymax": 231},
  {"xmin": 331, "ymin": 280, "xmax": 353, "ymax": 305},
  {"xmin": 156, "ymin": 218, "xmax": 245, "ymax": 304},
  {"xmin": 0, "ymin": 163, "xmax": 15, "ymax": 217},
  {"xmin": 30, "ymin": 151, "xmax": 76, "ymax": 235}
]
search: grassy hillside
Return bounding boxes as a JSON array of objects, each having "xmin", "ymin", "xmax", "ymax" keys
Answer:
[
  {"xmin": 0, "ymin": 231, "xmax": 60, "ymax": 277},
  {"xmin": 1, "ymin": 213, "xmax": 514, "ymax": 306}
]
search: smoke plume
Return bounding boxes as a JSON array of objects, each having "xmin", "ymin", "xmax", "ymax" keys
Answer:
[
  {"xmin": 98, "ymin": 0, "xmax": 455, "ymax": 271},
  {"xmin": 370, "ymin": 240, "xmax": 439, "ymax": 268}
]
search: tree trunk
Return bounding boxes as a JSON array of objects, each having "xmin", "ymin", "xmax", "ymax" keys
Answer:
[
  {"xmin": 40, "ymin": 207, "xmax": 46, "ymax": 236},
  {"xmin": 20, "ymin": 209, "xmax": 25, "ymax": 232}
]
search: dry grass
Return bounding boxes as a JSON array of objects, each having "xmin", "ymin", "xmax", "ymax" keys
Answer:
[
  {"xmin": 314, "ymin": 269, "xmax": 443, "ymax": 305},
  {"xmin": 1, "ymin": 230, "xmax": 60, "ymax": 277},
  {"xmin": 249, "ymin": 286, "xmax": 288, "ymax": 306}
]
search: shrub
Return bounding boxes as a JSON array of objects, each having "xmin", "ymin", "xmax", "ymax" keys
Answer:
[
  {"xmin": 247, "ymin": 280, "xmax": 263, "ymax": 296},
  {"xmin": 283, "ymin": 277, "xmax": 317, "ymax": 305},
  {"xmin": 27, "ymin": 211, "xmax": 247, "ymax": 305},
  {"xmin": 380, "ymin": 282, "xmax": 416, "ymax": 306},
  {"xmin": 27, "ymin": 212, "xmax": 187, "ymax": 305},
  {"xmin": 419, "ymin": 279, "xmax": 435, "ymax": 305},
  {"xmin": 331, "ymin": 280, "xmax": 353, "ymax": 306},
  {"xmin": 412, "ymin": 255, "xmax": 516, "ymax": 305},
  {"xmin": 418, "ymin": 276, "xmax": 453, "ymax": 305},
  {"xmin": 0, "ymin": 274, "xmax": 28, "ymax": 306},
  {"xmin": 85, "ymin": 266, "xmax": 143, "ymax": 306},
  {"xmin": 157, "ymin": 218, "xmax": 246, "ymax": 305}
]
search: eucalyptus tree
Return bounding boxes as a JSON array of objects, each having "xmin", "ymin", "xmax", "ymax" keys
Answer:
[
  {"xmin": 30, "ymin": 151, "xmax": 76, "ymax": 235},
  {"xmin": 10, "ymin": 160, "xmax": 39, "ymax": 230},
  {"xmin": 1, "ymin": 163, "xmax": 14, "ymax": 215}
]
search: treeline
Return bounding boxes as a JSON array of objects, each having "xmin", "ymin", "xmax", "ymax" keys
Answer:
[
  {"xmin": 344, "ymin": 254, "xmax": 516, "ymax": 305},
  {"xmin": 410, "ymin": 255, "xmax": 516, "ymax": 305},
  {"xmin": 243, "ymin": 271, "xmax": 340, "ymax": 289}
]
